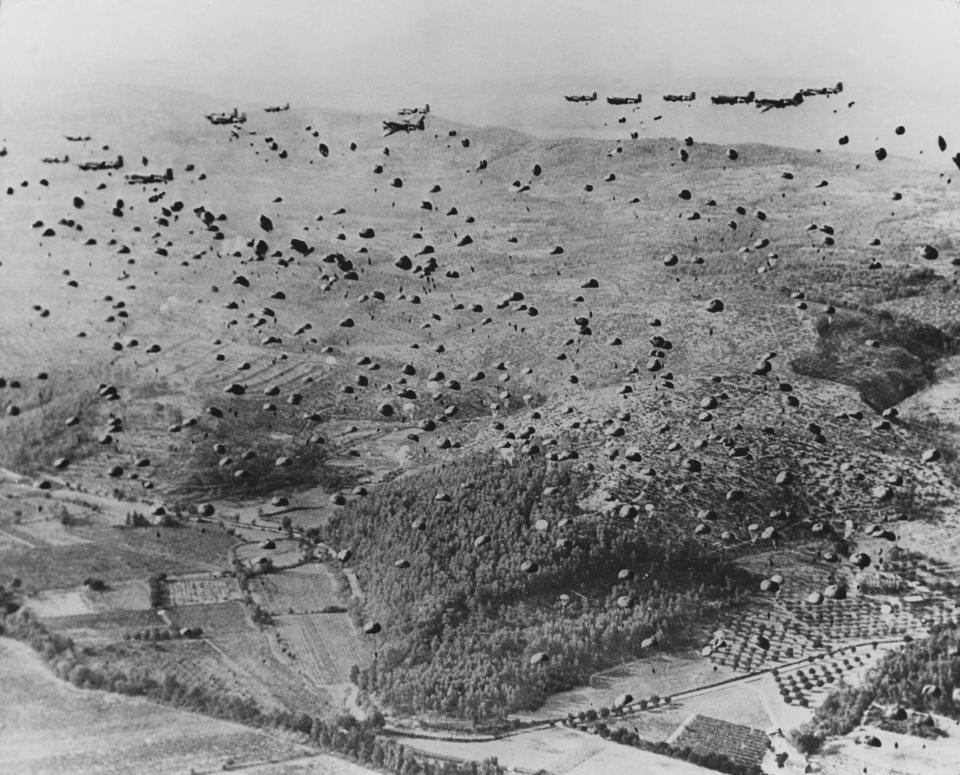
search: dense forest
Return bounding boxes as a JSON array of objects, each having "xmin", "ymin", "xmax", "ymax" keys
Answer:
[
  {"xmin": 793, "ymin": 623, "xmax": 960, "ymax": 753},
  {"xmin": 327, "ymin": 453, "xmax": 756, "ymax": 721}
]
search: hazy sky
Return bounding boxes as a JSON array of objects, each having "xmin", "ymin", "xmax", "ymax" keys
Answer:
[{"xmin": 1, "ymin": 0, "xmax": 959, "ymax": 146}]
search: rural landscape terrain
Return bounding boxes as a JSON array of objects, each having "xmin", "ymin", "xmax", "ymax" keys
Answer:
[{"xmin": 2, "ymin": 47, "xmax": 960, "ymax": 775}]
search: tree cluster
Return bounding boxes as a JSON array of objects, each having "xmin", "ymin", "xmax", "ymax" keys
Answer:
[
  {"xmin": 793, "ymin": 623, "xmax": 960, "ymax": 752},
  {"xmin": 147, "ymin": 573, "xmax": 166, "ymax": 608},
  {"xmin": 328, "ymin": 453, "xmax": 754, "ymax": 720}
]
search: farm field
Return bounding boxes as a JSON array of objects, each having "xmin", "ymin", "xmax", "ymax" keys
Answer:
[
  {"xmin": 165, "ymin": 600, "xmax": 249, "ymax": 635},
  {"xmin": 166, "ymin": 573, "xmax": 242, "ymax": 606},
  {"xmin": 91, "ymin": 578, "xmax": 152, "ymax": 610},
  {"xmin": 0, "ymin": 637, "xmax": 316, "ymax": 775},
  {"xmin": 239, "ymin": 757, "xmax": 389, "ymax": 775},
  {"xmin": 0, "ymin": 526, "xmax": 38, "ymax": 552},
  {"xmin": 210, "ymin": 628, "xmax": 335, "ymax": 712},
  {"xmin": 26, "ymin": 587, "xmax": 96, "ymax": 618},
  {"xmin": 612, "ymin": 679, "xmax": 779, "ymax": 743},
  {"xmin": 107, "ymin": 522, "xmax": 236, "ymax": 570},
  {"xmin": 9, "ymin": 518, "xmax": 93, "ymax": 547},
  {"xmin": 103, "ymin": 636, "xmax": 289, "ymax": 708},
  {"xmin": 237, "ymin": 537, "xmax": 307, "ymax": 570},
  {"xmin": 275, "ymin": 612, "xmax": 371, "ymax": 686},
  {"xmin": 0, "ymin": 520, "xmax": 232, "ymax": 591},
  {"xmin": 667, "ymin": 714, "xmax": 770, "ymax": 771},
  {"xmin": 253, "ymin": 564, "xmax": 344, "ymax": 614},
  {"xmin": 27, "ymin": 579, "xmax": 158, "ymax": 638},
  {"xmin": 42, "ymin": 608, "xmax": 168, "ymax": 644}
]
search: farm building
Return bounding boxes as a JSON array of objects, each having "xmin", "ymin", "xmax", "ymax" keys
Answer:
[{"xmin": 667, "ymin": 714, "xmax": 770, "ymax": 771}]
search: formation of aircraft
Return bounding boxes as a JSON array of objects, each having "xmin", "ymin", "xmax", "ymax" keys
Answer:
[
  {"xmin": 382, "ymin": 114, "xmax": 426, "ymax": 137},
  {"xmin": 663, "ymin": 91, "xmax": 696, "ymax": 102},
  {"xmin": 566, "ymin": 82, "xmax": 841, "ymax": 109},
  {"xmin": 125, "ymin": 169, "xmax": 174, "ymax": 185},
  {"xmin": 383, "ymin": 104, "xmax": 430, "ymax": 136},
  {"xmin": 606, "ymin": 94, "xmax": 642, "ymax": 105},
  {"xmin": 398, "ymin": 103, "xmax": 430, "ymax": 116},
  {"xmin": 801, "ymin": 82, "xmax": 843, "ymax": 97},
  {"xmin": 711, "ymin": 91, "xmax": 755, "ymax": 105},
  {"xmin": 77, "ymin": 155, "xmax": 123, "ymax": 171},
  {"xmin": 205, "ymin": 108, "xmax": 247, "ymax": 125},
  {"xmin": 755, "ymin": 92, "xmax": 805, "ymax": 112}
]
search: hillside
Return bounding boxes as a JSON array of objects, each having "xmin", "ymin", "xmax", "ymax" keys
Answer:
[
  {"xmin": 327, "ymin": 453, "xmax": 755, "ymax": 719},
  {"xmin": 2, "ymin": 87, "xmax": 960, "ymax": 772},
  {"xmin": 2, "ymin": 99, "xmax": 959, "ymax": 502}
]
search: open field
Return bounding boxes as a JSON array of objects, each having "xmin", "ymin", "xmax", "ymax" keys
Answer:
[
  {"xmin": 399, "ymin": 726, "xmax": 718, "ymax": 774},
  {"xmin": 26, "ymin": 580, "xmax": 149, "ymax": 620},
  {"xmin": 613, "ymin": 680, "xmax": 779, "ymax": 742},
  {"xmin": 0, "ymin": 637, "xmax": 318, "ymax": 775},
  {"xmin": 814, "ymin": 725, "xmax": 960, "ymax": 775},
  {"xmin": 238, "ymin": 758, "xmax": 397, "ymax": 775},
  {"xmin": 514, "ymin": 653, "xmax": 739, "ymax": 722},
  {"xmin": 27, "ymin": 588, "xmax": 96, "ymax": 618}
]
